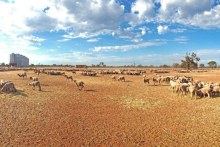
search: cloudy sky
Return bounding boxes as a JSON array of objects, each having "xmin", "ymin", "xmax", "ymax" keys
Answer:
[{"xmin": 0, "ymin": 0, "xmax": 220, "ymax": 66}]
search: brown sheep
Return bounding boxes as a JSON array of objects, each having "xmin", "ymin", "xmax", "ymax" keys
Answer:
[
  {"xmin": 17, "ymin": 72, "xmax": 27, "ymax": 79},
  {"xmin": 143, "ymin": 77, "xmax": 150, "ymax": 85},
  {"xmin": 152, "ymin": 77, "xmax": 161, "ymax": 85},
  {"xmin": 64, "ymin": 75, "xmax": 73, "ymax": 81}
]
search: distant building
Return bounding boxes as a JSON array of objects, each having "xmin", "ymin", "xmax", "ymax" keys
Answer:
[
  {"xmin": 9, "ymin": 53, "xmax": 29, "ymax": 67},
  {"xmin": 75, "ymin": 65, "xmax": 87, "ymax": 68}
]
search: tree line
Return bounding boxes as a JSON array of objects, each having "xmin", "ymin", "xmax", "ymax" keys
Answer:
[{"xmin": 0, "ymin": 52, "xmax": 218, "ymax": 68}]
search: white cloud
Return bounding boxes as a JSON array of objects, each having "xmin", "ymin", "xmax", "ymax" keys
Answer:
[
  {"xmin": 157, "ymin": 0, "xmax": 213, "ymax": 21},
  {"xmin": 173, "ymin": 36, "xmax": 188, "ymax": 44},
  {"xmin": 22, "ymin": 35, "xmax": 46, "ymax": 43},
  {"xmin": 92, "ymin": 41, "xmax": 166, "ymax": 52},
  {"xmin": 87, "ymin": 38, "xmax": 100, "ymax": 42},
  {"xmin": 140, "ymin": 27, "xmax": 147, "ymax": 36},
  {"xmin": 0, "ymin": 0, "xmax": 125, "ymax": 38},
  {"xmin": 131, "ymin": 0, "xmax": 154, "ymax": 19},
  {"xmin": 157, "ymin": 25, "xmax": 169, "ymax": 34},
  {"xmin": 189, "ymin": 5, "xmax": 220, "ymax": 28}
]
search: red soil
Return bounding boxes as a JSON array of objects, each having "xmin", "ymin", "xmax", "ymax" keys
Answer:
[{"xmin": 1, "ymin": 70, "xmax": 220, "ymax": 146}]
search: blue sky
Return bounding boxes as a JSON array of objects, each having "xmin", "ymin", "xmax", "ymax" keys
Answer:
[{"xmin": 0, "ymin": 0, "xmax": 220, "ymax": 66}]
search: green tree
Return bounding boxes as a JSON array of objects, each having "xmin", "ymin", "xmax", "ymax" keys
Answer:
[
  {"xmin": 181, "ymin": 52, "xmax": 200, "ymax": 70},
  {"xmin": 1, "ymin": 63, "xmax": 5, "ymax": 66},
  {"xmin": 199, "ymin": 63, "xmax": 205, "ymax": 68},
  {"xmin": 98, "ymin": 62, "xmax": 106, "ymax": 67},
  {"xmin": 208, "ymin": 61, "xmax": 217, "ymax": 68}
]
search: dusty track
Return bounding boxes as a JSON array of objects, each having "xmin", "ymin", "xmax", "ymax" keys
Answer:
[{"xmin": 1, "ymin": 70, "xmax": 220, "ymax": 146}]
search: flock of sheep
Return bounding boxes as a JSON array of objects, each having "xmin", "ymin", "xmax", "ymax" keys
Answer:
[
  {"xmin": 1, "ymin": 68, "xmax": 220, "ymax": 99},
  {"xmin": 143, "ymin": 74, "xmax": 220, "ymax": 99},
  {"xmin": 0, "ymin": 69, "xmax": 85, "ymax": 94}
]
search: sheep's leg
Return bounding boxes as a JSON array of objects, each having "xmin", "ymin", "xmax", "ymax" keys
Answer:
[
  {"xmin": 207, "ymin": 92, "xmax": 210, "ymax": 98},
  {"xmin": 38, "ymin": 85, "xmax": 41, "ymax": 91},
  {"xmin": 209, "ymin": 92, "xmax": 212, "ymax": 98}
]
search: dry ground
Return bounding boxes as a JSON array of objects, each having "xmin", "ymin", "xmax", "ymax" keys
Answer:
[{"xmin": 1, "ymin": 70, "xmax": 220, "ymax": 146}]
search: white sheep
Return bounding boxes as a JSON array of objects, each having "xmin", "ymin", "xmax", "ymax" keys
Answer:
[
  {"xmin": 30, "ymin": 77, "xmax": 39, "ymax": 81},
  {"xmin": 74, "ymin": 80, "xmax": 85, "ymax": 90},
  {"xmin": 28, "ymin": 81, "xmax": 41, "ymax": 91},
  {"xmin": 111, "ymin": 75, "xmax": 117, "ymax": 81},
  {"xmin": 0, "ymin": 81, "xmax": 16, "ymax": 93},
  {"xmin": 118, "ymin": 76, "xmax": 125, "ymax": 82},
  {"xmin": 196, "ymin": 85, "xmax": 213, "ymax": 98}
]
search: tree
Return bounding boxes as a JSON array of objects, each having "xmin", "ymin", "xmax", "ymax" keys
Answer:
[
  {"xmin": 199, "ymin": 63, "xmax": 205, "ymax": 68},
  {"xmin": 98, "ymin": 62, "xmax": 106, "ymax": 67},
  {"xmin": 208, "ymin": 61, "xmax": 217, "ymax": 68},
  {"xmin": 1, "ymin": 63, "xmax": 5, "ymax": 66},
  {"xmin": 137, "ymin": 64, "xmax": 143, "ymax": 67},
  {"xmin": 159, "ymin": 64, "xmax": 170, "ymax": 68},
  {"xmin": 181, "ymin": 52, "xmax": 200, "ymax": 70},
  {"xmin": 172, "ymin": 63, "xmax": 180, "ymax": 68}
]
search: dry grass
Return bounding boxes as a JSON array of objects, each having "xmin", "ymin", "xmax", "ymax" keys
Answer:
[{"xmin": 1, "ymin": 69, "xmax": 220, "ymax": 146}]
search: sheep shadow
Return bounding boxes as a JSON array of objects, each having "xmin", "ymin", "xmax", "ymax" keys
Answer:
[
  {"xmin": 41, "ymin": 84, "xmax": 49, "ymax": 86},
  {"xmin": 11, "ymin": 90, "xmax": 28, "ymax": 97},
  {"xmin": 147, "ymin": 84, "xmax": 169, "ymax": 86},
  {"xmin": 84, "ymin": 89, "xmax": 97, "ymax": 92},
  {"xmin": 124, "ymin": 80, "xmax": 133, "ymax": 83},
  {"xmin": 40, "ymin": 90, "xmax": 52, "ymax": 92}
]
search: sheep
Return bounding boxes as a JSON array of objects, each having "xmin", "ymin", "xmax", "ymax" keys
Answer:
[
  {"xmin": 143, "ymin": 77, "xmax": 150, "ymax": 85},
  {"xmin": 212, "ymin": 85, "xmax": 220, "ymax": 97},
  {"xmin": 17, "ymin": 72, "xmax": 27, "ymax": 79},
  {"xmin": 118, "ymin": 76, "xmax": 125, "ymax": 82},
  {"xmin": 74, "ymin": 80, "xmax": 85, "ymax": 90},
  {"xmin": 36, "ymin": 71, "xmax": 40, "ymax": 76},
  {"xmin": 34, "ymin": 69, "xmax": 41, "ymax": 76},
  {"xmin": 196, "ymin": 85, "xmax": 213, "ymax": 98},
  {"xmin": 0, "ymin": 80, "xmax": 6, "ymax": 88},
  {"xmin": 111, "ymin": 75, "xmax": 117, "ymax": 81},
  {"xmin": 30, "ymin": 76, "xmax": 38, "ymax": 81},
  {"xmin": 28, "ymin": 81, "xmax": 41, "ymax": 91},
  {"xmin": 175, "ymin": 83, "xmax": 189, "ymax": 96},
  {"xmin": 152, "ymin": 77, "xmax": 161, "ymax": 85},
  {"xmin": 1, "ymin": 81, "xmax": 16, "ymax": 93},
  {"xmin": 160, "ymin": 76, "xmax": 171, "ymax": 85},
  {"xmin": 170, "ymin": 80, "xmax": 180, "ymax": 92},
  {"xmin": 64, "ymin": 75, "xmax": 73, "ymax": 81},
  {"xmin": 187, "ymin": 83, "xmax": 199, "ymax": 98}
]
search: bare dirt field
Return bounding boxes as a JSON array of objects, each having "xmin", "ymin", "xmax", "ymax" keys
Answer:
[{"xmin": 1, "ymin": 69, "xmax": 220, "ymax": 146}]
